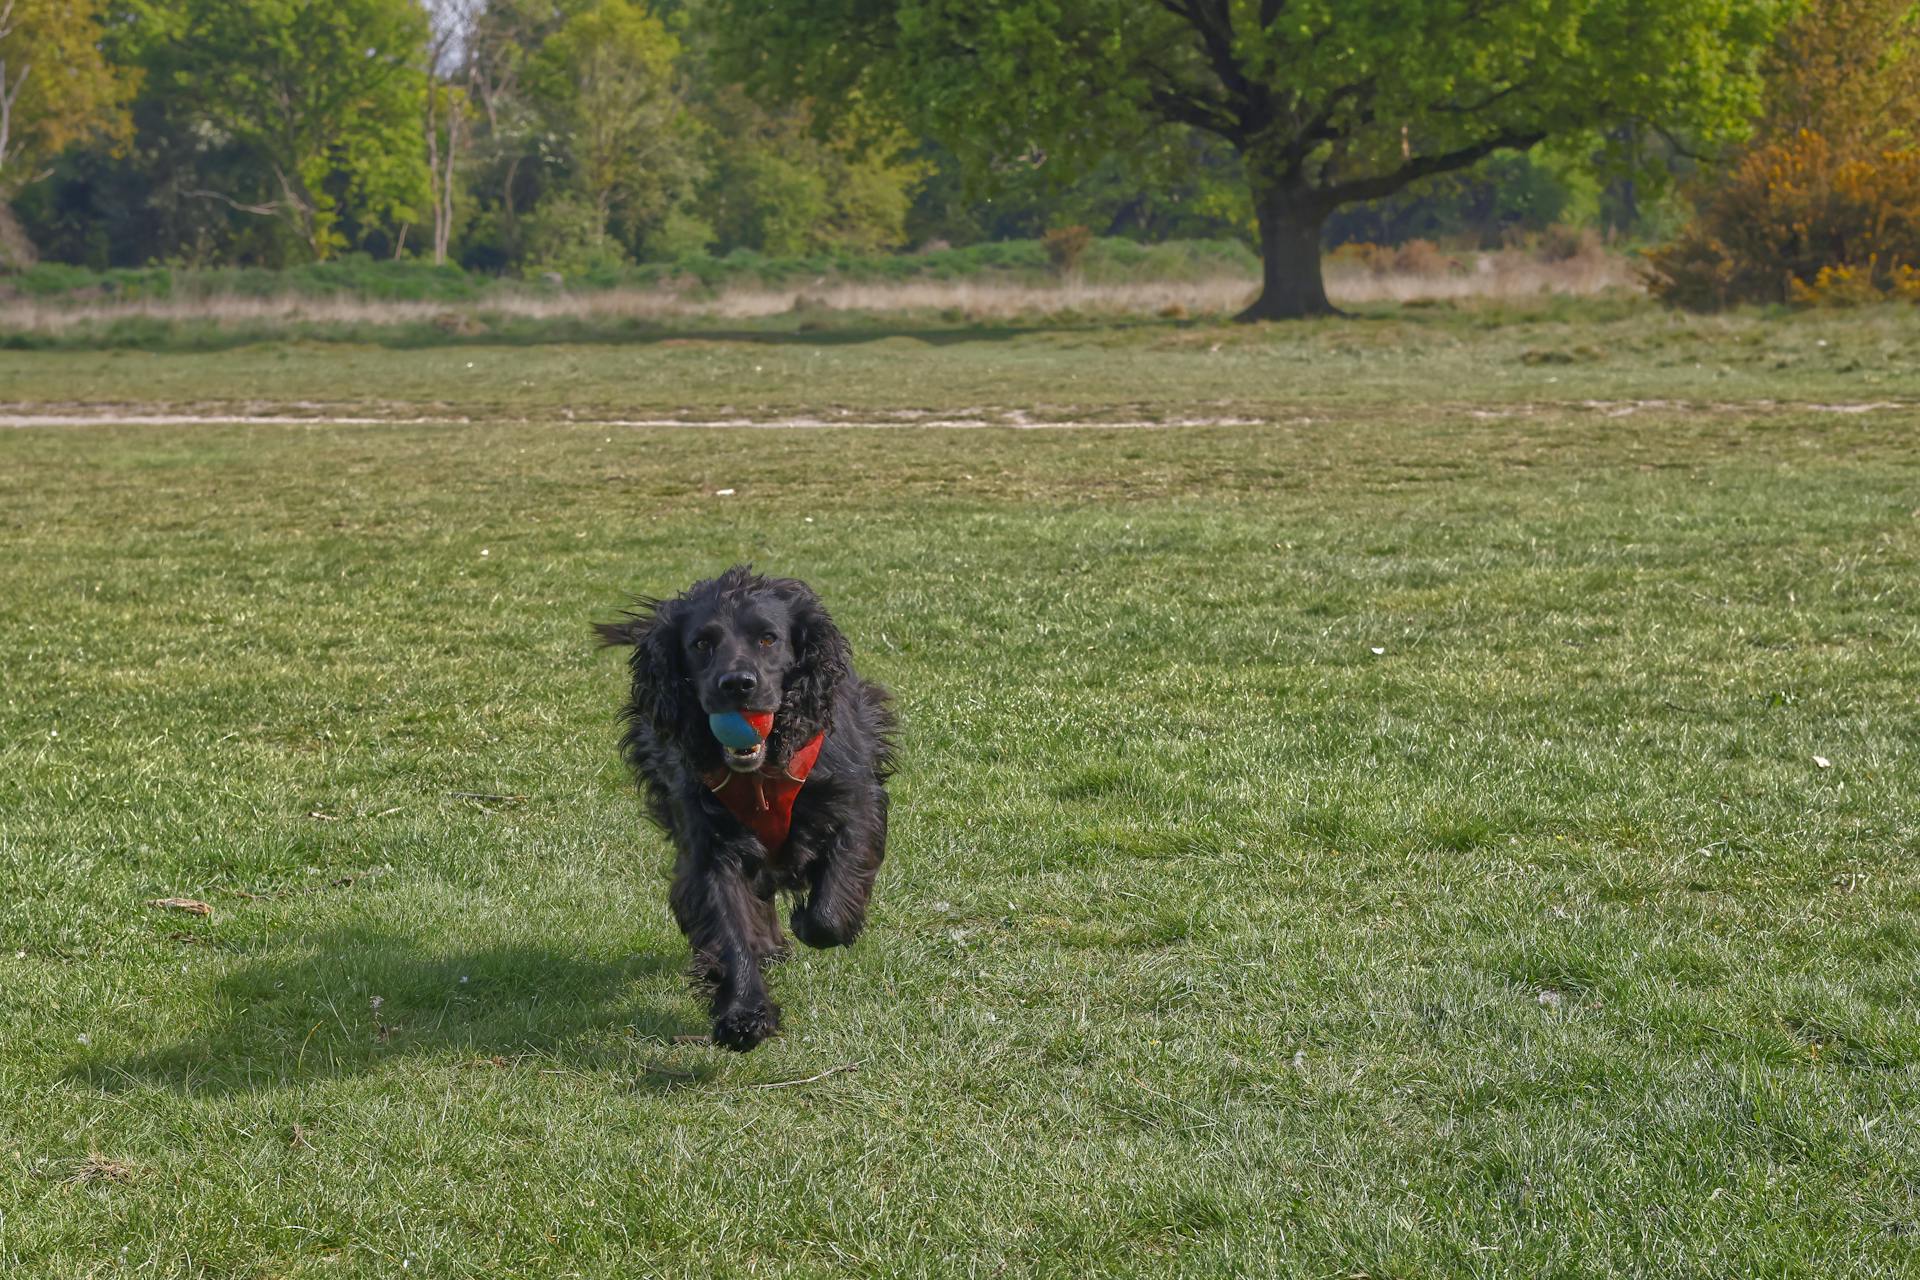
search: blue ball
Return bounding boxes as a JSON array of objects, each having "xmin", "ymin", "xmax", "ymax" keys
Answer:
[{"xmin": 708, "ymin": 711, "xmax": 763, "ymax": 749}]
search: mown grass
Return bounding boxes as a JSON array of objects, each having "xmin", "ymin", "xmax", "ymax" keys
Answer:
[
  {"xmin": 1, "ymin": 318, "xmax": 1918, "ymax": 1277},
  {"xmin": 1, "ymin": 297, "xmax": 1914, "ymax": 411}
]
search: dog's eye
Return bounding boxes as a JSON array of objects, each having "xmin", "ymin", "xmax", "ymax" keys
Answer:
[
  {"xmin": 758, "ymin": 633, "xmax": 777, "ymax": 648},
  {"xmin": 692, "ymin": 638, "xmax": 712, "ymax": 653}
]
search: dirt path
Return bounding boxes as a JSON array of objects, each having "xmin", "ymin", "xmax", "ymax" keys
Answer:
[
  {"xmin": 0, "ymin": 405, "xmax": 1259, "ymax": 430},
  {"xmin": 1, "ymin": 399, "xmax": 1913, "ymax": 430}
]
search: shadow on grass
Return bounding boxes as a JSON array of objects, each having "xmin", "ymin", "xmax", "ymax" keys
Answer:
[{"xmin": 73, "ymin": 926, "xmax": 714, "ymax": 1096}]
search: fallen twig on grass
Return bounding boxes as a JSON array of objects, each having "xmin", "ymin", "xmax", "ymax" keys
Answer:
[
  {"xmin": 145, "ymin": 897, "xmax": 212, "ymax": 917},
  {"xmin": 307, "ymin": 804, "xmax": 404, "ymax": 822},
  {"xmin": 67, "ymin": 1155, "xmax": 136, "ymax": 1184},
  {"xmin": 737, "ymin": 1061, "xmax": 864, "ymax": 1091}
]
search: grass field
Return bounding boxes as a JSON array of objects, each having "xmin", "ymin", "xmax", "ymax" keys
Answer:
[
  {"xmin": 0, "ymin": 250, "xmax": 1635, "ymax": 345},
  {"xmin": 0, "ymin": 238, "xmax": 1634, "ymax": 344},
  {"xmin": 2, "ymin": 303, "xmax": 1918, "ymax": 1276}
]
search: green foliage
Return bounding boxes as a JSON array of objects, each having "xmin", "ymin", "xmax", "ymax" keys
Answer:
[
  {"xmin": 125, "ymin": 0, "xmax": 429, "ymax": 261},
  {"xmin": 649, "ymin": 207, "xmax": 717, "ymax": 258},
  {"xmin": 710, "ymin": 145, "xmax": 829, "ymax": 257},
  {"xmin": 1650, "ymin": 132, "xmax": 1920, "ymax": 308},
  {"xmin": 715, "ymin": 0, "xmax": 1785, "ymax": 315},
  {"xmin": 0, "ymin": 0, "xmax": 1788, "ymax": 286},
  {"xmin": 1760, "ymin": 0, "xmax": 1920, "ymax": 147},
  {"xmin": 520, "ymin": 191, "xmax": 630, "ymax": 275},
  {"xmin": 1327, "ymin": 150, "xmax": 1601, "ymax": 248},
  {"xmin": 527, "ymin": 0, "xmax": 700, "ymax": 259},
  {"xmin": 686, "ymin": 73, "xmax": 929, "ymax": 258},
  {"xmin": 0, "ymin": 0, "xmax": 136, "ymax": 203},
  {"xmin": 6, "ymin": 260, "xmax": 171, "ymax": 298},
  {"xmin": 0, "ymin": 235, "xmax": 1259, "ymax": 314},
  {"xmin": 1652, "ymin": 0, "xmax": 1920, "ymax": 308},
  {"xmin": 906, "ymin": 131, "xmax": 1254, "ymax": 247},
  {"xmin": 1, "ymin": 254, "xmax": 490, "ymax": 306}
]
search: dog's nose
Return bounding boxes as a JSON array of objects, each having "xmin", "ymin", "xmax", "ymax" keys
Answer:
[{"xmin": 717, "ymin": 671, "xmax": 759, "ymax": 697}]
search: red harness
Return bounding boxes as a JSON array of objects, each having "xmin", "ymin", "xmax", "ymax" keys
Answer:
[{"xmin": 703, "ymin": 733, "xmax": 824, "ymax": 855}]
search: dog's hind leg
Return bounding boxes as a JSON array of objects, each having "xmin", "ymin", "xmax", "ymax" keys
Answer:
[{"xmin": 747, "ymin": 874, "xmax": 790, "ymax": 964}]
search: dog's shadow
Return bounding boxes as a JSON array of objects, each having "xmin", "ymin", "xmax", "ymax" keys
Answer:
[{"xmin": 75, "ymin": 926, "xmax": 715, "ymax": 1096}]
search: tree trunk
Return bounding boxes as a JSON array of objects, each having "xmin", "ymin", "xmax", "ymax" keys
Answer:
[
  {"xmin": 1238, "ymin": 187, "xmax": 1336, "ymax": 321},
  {"xmin": 434, "ymin": 101, "xmax": 458, "ymax": 266}
]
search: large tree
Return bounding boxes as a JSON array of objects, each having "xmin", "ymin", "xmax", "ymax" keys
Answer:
[
  {"xmin": 715, "ymin": 0, "xmax": 1782, "ymax": 318},
  {"xmin": 0, "ymin": 0, "xmax": 134, "ymax": 265},
  {"xmin": 155, "ymin": 0, "xmax": 429, "ymax": 260},
  {"xmin": 527, "ymin": 0, "xmax": 700, "ymax": 258}
]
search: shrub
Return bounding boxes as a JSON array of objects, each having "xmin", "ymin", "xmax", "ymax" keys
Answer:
[
  {"xmin": 1647, "ymin": 132, "xmax": 1920, "ymax": 309},
  {"xmin": 1793, "ymin": 259, "xmax": 1920, "ymax": 305},
  {"xmin": 1042, "ymin": 225, "xmax": 1093, "ymax": 275},
  {"xmin": 1326, "ymin": 241, "xmax": 1396, "ymax": 275},
  {"xmin": 1392, "ymin": 239, "xmax": 1462, "ymax": 276},
  {"xmin": 521, "ymin": 194, "xmax": 630, "ymax": 277},
  {"xmin": 1535, "ymin": 223, "xmax": 1604, "ymax": 263},
  {"xmin": 0, "ymin": 235, "xmax": 1260, "ymax": 309},
  {"xmin": 1650, "ymin": 0, "xmax": 1920, "ymax": 309}
]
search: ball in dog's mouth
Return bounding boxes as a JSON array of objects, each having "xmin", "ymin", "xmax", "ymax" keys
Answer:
[
  {"xmin": 710, "ymin": 710, "xmax": 775, "ymax": 772},
  {"xmin": 723, "ymin": 741, "xmax": 767, "ymax": 772}
]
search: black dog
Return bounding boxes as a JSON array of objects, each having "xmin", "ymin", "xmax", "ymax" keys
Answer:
[{"xmin": 597, "ymin": 566, "xmax": 895, "ymax": 1051}]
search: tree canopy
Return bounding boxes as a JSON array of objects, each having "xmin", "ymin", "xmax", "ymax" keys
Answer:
[
  {"xmin": 0, "ymin": 0, "xmax": 134, "ymax": 196},
  {"xmin": 152, "ymin": 0, "xmax": 430, "ymax": 260},
  {"xmin": 716, "ymin": 0, "xmax": 1785, "ymax": 316},
  {"xmin": 0, "ymin": 0, "xmax": 1809, "ymax": 295}
]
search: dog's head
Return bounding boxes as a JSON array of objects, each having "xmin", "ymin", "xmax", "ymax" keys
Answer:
[{"xmin": 597, "ymin": 565, "xmax": 850, "ymax": 772}]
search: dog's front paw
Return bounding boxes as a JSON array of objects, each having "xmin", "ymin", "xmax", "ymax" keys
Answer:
[
  {"xmin": 790, "ymin": 900, "xmax": 863, "ymax": 949},
  {"xmin": 712, "ymin": 1000, "xmax": 781, "ymax": 1052}
]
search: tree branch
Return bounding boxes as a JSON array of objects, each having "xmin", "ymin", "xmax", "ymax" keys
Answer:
[
  {"xmin": 1431, "ymin": 77, "xmax": 1538, "ymax": 115},
  {"xmin": 184, "ymin": 188, "xmax": 287, "ymax": 218},
  {"xmin": 1289, "ymin": 78, "xmax": 1371, "ymax": 156},
  {"xmin": 0, "ymin": 54, "xmax": 29, "ymax": 175},
  {"xmin": 1157, "ymin": 0, "xmax": 1254, "ymax": 105},
  {"xmin": 1643, "ymin": 119, "xmax": 1708, "ymax": 163},
  {"xmin": 1318, "ymin": 129, "xmax": 1546, "ymax": 204},
  {"xmin": 1147, "ymin": 81, "xmax": 1246, "ymax": 144},
  {"xmin": 1138, "ymin": 0, "xmax": 1278, "ymax": 145}
]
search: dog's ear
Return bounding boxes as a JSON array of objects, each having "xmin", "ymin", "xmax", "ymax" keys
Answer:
[
  {"xmin": 592, "ymin": 617, "xmax": 647, "ymax": 647},
  {"xmin": 774, "ymin": 579, "xmax": 851, "ymax": 738},
  {"xmin": 598, "ymin": 598, "xmax": 698, "ymax": 740}
]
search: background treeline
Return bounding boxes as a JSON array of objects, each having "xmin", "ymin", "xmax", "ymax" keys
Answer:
[
  {"xmin": 2, "ymin": 0, "xmax": 1917, "ymax": 311},
  {"xmin": 1, "ymin": 0, "xmax": 1671, "ymax": 279}
]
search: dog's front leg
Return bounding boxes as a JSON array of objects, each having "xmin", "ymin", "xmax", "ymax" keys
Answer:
[
  {"xmin": 789, "ymin": 783, "xmax": 888, "ymax": 949},
  {"xmin": 667, "ymin": 818, "xmax": 783, "ymax": 1052}
]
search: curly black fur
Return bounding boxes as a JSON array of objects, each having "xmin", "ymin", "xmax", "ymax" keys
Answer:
[{"xmin": 597, "ymin": 566, "xmax": 895, "ymax": 1052}]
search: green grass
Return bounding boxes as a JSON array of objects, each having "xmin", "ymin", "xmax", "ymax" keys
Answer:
[
  {"xmin": 2, "ymin": 312, "xmax": 1918, "ymax": 1276},
  {"xmin": 0, "ymin": 237, "xmax": 1258, "ymax": 305},
  {"xmin": 2, "ymin": 297, "xmax": 1915, "ymax": 407}
]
